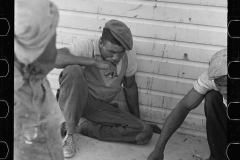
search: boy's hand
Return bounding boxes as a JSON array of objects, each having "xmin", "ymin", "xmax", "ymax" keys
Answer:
[
  {"xmin": 147, "ymin": 150, "xmax": 164, "ymax": 160},
  {"xmin": 95, "ymin": 59, "xmax": 117, "ymax": 77}
]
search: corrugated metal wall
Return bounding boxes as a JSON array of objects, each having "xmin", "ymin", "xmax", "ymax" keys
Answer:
[{"xmin": 48, "ymin": 0, "xmax": 227, "ymax": 137}]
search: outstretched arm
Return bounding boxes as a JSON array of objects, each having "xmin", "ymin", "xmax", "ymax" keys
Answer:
[
  {"xmin": 55, "ymin": 48, "xmax": 96, "ymax": 69},
  {"xmin": 147, "ymin": 88, "xmax": 204, "ymax": 160}
]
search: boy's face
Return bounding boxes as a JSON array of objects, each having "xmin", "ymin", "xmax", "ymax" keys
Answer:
[
  {"xmin": 99, "ymin": 40, "xmax": 126, "ymax": 65},
  {"xmin": 214, "ymin": 75, "xmax": 227, "ymax": 100}
]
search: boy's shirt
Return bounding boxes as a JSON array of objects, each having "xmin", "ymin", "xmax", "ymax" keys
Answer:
[{"xmin": 66, "ymin": 39, "xmax": 138, "ymax": 79}]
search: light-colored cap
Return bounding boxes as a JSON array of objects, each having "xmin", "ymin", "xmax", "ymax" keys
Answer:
[
  {"xmin": 14, "ymin": 0, "xmax": 59, "ymax": 65},
  {"xmin": 208, "ymin": 48, "xmax": 227, "ymax": 80}
]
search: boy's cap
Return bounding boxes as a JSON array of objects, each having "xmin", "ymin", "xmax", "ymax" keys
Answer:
[
  {"xmin": 208, "ymin": 48, "xmax": 227, "ymax": 80},
  {"xmin": 104, "ymin": 19, "xmax": 133, "ymax": 51}
]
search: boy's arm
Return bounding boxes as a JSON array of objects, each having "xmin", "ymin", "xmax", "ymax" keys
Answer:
[
  {"xmin": 148, "ymin": 88, "xmax": 204, "ymax": 160},
  {"xmin": 55, "ymin": 48, "xmax": 96, "ymax": 69},
  {"xmin": 123, "ymin": 75, "xmax": 140, "ymax": 118},
  {"xmin": 55, "ymin": 48, "xmax": 115, "ymax": 72}
]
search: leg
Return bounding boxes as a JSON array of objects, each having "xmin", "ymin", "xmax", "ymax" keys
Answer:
[
  {"xmin": 58, "ymin": 65, "xmax": 96, "ymax": 158},
  {"xmin": 58, "ymin": 65, "xmax": 93, "ymax": 134},
  {"xmin": 80, "ymin": 95, "xmax": 153, "ymax": 144},
  {"xmin": 204, "ymin": 90, "xmax": 227, "ymax": 160}
]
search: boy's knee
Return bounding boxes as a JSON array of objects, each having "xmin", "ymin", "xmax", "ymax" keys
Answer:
[
  {"xmin": 204, "ymin": 90, "xmax": 223, "ymax": 116},
  {"xmin": 64, "ymin": 65, "xmax": 83, "ymax": 76},
  {"xmin": 61, "ymin": 65, "xmax": 84, "ymax": 82},
  {"xmin": 205, "ymin": 90, "xmax": 221, "ymax": 102},
  {"xmin": 135, "ymin": 123, "xmax": 153, "ymax": 144}
]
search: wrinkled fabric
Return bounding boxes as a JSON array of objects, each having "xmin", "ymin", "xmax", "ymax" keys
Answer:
[
  {"xmin": 58, "ymin": 65, "xmax": 153, "ymax": 143},
  {"xmin": 14, "ymin": 60, "xmax": 64, "ymax": 160},
  {"xmin": 194, "ymin": 71, "xmax": 218, "ymax": 95},
  {"xmin": 14, "ymin": 0, "xmax": 63, "ymax": 159},
  {"xmin": 208, "ymin": 48, "xmax": 227, "ymax": 80},
  {"xmin": 194, "ymin": 71, "xmax": 227, "ymax": 107},
  {"xmin": 14, "ymin": 0, "xmax": 59, "ymax": 65}
]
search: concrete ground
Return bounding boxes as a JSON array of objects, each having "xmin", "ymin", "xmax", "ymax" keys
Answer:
[{"xmin": 67, "ymin": 132, "xmax": 210, "ymax": 160}]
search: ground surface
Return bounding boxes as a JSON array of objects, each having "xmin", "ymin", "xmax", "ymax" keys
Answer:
[{"xmin": 67, "ymin": 132, "xmax": 210, "ymax": 160}]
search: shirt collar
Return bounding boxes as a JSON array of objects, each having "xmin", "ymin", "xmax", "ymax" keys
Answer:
[{"xmin": 93, "ymin": 39, "xmax": 102, "ymax": 57}]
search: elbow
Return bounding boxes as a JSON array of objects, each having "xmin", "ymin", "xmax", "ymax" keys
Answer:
[
  {"xmin": 54, "ymin": 48, "xmax": 69, "ymax": 69},
  {"xmin": 54, "ymin": 61, "xmax": 63, "ymax": 69},
  {"xmin": 54, "ymin": 55, "xmax": 66, "ymax": 69}
]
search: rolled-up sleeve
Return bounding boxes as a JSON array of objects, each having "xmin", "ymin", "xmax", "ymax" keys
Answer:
[
  {"xmin": 193, "ymin": 71, "xmax": 218, "ymax": 95},
  {"xmin": 125, "ymin": 46, "xmax": 137, "ymax": 77},
  {"xmin": 65, "ymin": 39, "xmax": 94, "ymax": 58}
]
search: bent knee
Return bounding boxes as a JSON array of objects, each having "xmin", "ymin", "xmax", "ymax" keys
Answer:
[
  {"xmin": 204, "ymin": 90, "xmax": 223, "ymax": 113},
  {"xmin": 61, "ymin": 65, "xmax": 84, "ymax": 81},
  {"xmin": 205, "ymin": 90, "xmax": 222, "ymax": 102},
  {"xmin": 135, "ymin": 123, "xmax": 153, "ymax": 145},
  {"xmin": 64, "ymin": 65, "xmax": 83, "ymax": 76}
]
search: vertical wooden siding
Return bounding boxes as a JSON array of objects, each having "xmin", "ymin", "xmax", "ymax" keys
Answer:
[{"xmin": 48, "ymin": 0, "xmax": 227, "ymax": 137}]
